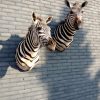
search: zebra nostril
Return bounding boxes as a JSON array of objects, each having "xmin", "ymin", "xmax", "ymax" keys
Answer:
[{"xmin": 77, "ymin": 19, "xmax": 82, "ymax": 24}]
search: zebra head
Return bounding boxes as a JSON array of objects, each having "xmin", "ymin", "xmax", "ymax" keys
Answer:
[
  {"xmin": 65, "ymin": 0, "xmax": 88, "ymax": 30},
  {"xmin": 32, "ymin": 12, "xmax": 56, "ymax": 51}
]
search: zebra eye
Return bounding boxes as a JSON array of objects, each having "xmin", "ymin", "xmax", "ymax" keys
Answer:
[
  {"xmin": 37, "ymin": 27, "xmax": 44, "ymax": 33},
  {"xmin": 37, "ymin": 27, "xmax": 42, "ymax": 30},
  {"xmin": 70, "ymin": 11, "xmax": 74, "ymax": 14}
]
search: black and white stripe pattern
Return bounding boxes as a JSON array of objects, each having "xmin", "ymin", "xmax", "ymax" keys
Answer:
[
  {"xmin": 15, "ymin": 13, "xmax": 54, "ymax": 71},
  {"xmin": 52, "ymin": 0, "xmax": 88, "ymax": 52},
  {"xmin": 15, "ymin": 25, "xmax": 39, "ymax": 71},
  {"xmin": 53, "ymin": 13, "xmax": 76, "ymax": 52}
]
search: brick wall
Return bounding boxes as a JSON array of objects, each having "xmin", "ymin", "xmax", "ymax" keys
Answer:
[{"xmin": 0, "ymin": 0, "xmax": 100, "ymax": 100}]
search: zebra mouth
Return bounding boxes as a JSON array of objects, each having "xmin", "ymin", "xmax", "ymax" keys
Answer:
[{"xmin": 74, "ymin": 19, "xmax": 81, "ymax": 30}]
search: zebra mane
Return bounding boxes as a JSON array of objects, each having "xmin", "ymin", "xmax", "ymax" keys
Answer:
[
  {"xmin": 26, "ymin": 25, "xmax": 36, "ymax": 36},
  {"xmin": 28, "ymin": 25, "xmax": 34, "ymax": 32}
]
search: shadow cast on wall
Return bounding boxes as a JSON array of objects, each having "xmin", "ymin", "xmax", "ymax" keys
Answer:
[
  {"xmin": 31, "ymin": 26, "xmax": 99, "ymax": 100},
  {"xmin": 0, "ymin": 35, "xmax": 23, "ymax": 78},
  {"xmin": 0, "ymin": 4, "xmax": 99, "ymax": 100},
  {"xmin": 35, "ymin": 4, "xmax": 99, "ymax": 99},
  {"xmin": 0, "ymin": 25, "xmax": 99, "ymax": 100}
]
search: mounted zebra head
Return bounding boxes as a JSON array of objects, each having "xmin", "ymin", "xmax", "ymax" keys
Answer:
[
  {"xmin": 32, "ymin": 12, "xmax": 56, "ymax": 51},
  {"xmin": 65, "ymin": 0, "xmax": 88, "ymax": 30}
]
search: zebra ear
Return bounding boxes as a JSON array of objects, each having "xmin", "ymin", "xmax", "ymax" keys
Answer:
[
  {"xmin": 65, "ymin": 0, "xmax": 71, "ymax": 8},
  {"xmin": 46, "ymin": 16, "xmax": 52, "ymax": 24},
  {"xmin": 32, "ymin": 12, "xmax": 36, "ymax": 21},
  {"xmin": 81, "ymin": 1, "xmax": 88, "ymax": 8}
]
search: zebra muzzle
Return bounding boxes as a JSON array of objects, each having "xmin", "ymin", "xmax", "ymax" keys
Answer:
[{"xmin": 47, "ymin": 38, "xmax": 56, "ymax": 51}]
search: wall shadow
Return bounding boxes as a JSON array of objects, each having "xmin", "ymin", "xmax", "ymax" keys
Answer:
[
  {"xmin": 0, "ymin": 4, "xmax": 99, "ymax": 99},
  {"xmin": 32, "ymin": 2, "xmax": 99, "ymax": 99},
  {"xmin": 0, "ymin": 0, "xmax": 99, "ymax": 99},
  {"xmin": 0, "ymin": 35, "xmax": 23, "ymax": 78},
  {"xmin": 0, "ymin": 24, "xmax": 99, "ymax": 100},
  {"xmin": 31, "ymin": 28, "xmax": 99, "ymax": 100}
]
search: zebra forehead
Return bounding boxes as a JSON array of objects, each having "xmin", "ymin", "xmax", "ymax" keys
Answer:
[
  {"xmin": 37, "ymin": 22, "xmax": 50, "ymax": 28},
  {"xmin": 73, "ymin": 1, "xmax": 80, "ymax": 6},
  {"xmin": 36, "ymin": 17, "xmax": 47, "ymax": 24},
  {"xmin": 72, "ymin": 1, "xmax": 81, "ymax": 9},
  {"xmin": 36, "ymin": 17, "xmax": 43, "ymax": 21}
]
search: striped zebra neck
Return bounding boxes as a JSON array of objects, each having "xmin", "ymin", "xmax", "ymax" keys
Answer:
[
  {"xmin": 26, "ymin": 26, "xmax": 40, "ymax": 51},
  {"xmin": 65, "ymin": 13, "xmax": 77, "ymax": 32}
]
